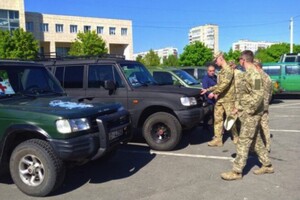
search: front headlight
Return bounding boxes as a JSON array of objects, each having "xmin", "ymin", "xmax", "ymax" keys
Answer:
[
  {"xmin": 180, "ymin": 97, "xmax": 197, "ymax": 106},
  {"xmin": 56, "ymin": 118, "xmax": 90, "ymax": 134}
]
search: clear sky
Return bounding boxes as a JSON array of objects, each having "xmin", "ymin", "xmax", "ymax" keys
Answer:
[{"xmin": 25, "ymin": 0, "xmax": 300, "ymax": 54}]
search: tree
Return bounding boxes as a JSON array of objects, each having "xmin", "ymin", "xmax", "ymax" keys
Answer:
[
  {"xmin": 224, "ymin": 48, "xmax": 241, "ymax": 63},
  {"xmin": 179, "ymin": 41, "xmax": 213, "ymax": 66},
  {"xmin": 162, "ymin": 55, "xmax": 179, "ymax": 67},
  {"xmin": 136, "ymin": 55, "xmax": 144, "ymax": 63},
  {"xmin": 69, "ymin": 31, "xmax": 108, "ymax": 56},
  {"xmin": 255, "ymin": 43, "xmax": 300, "ymax": 62},
  {"xmin": 143, "ymin": 49, "xmax": 160, "ymax": 67},
  {"xmin": 0, "ymin": 28, "xmax": 39, "ymax": 59}
]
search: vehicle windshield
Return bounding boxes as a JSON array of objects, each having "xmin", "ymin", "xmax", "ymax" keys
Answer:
[
  {"xmin": 120, "ymin": 63, "xmax": 157, "ymax": 87},
  {"xmin": 0, "ymin": 65, "xmax": 65, "ymax": 98},
  {"xmin": 172, "ymin": 70, "xmax": 200, "ymax": 85}
]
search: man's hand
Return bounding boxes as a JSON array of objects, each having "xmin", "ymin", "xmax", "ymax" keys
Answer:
[
  {"xmin": 200, "ymin": 89, "xmax": 207, "ymax": 95},
  {"xmin": 214, "ymin": 94, "xmax": 218, "ymax": 100},
  {"xmin": 208, "ymin": 93, "xmax": 214, "ymax": 99},
  {"xmin": 232, "ymin": 108, "xmax": 238, "ymax": 115}
]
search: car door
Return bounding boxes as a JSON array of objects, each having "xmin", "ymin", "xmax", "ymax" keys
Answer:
[
  {"xmin": 85, "ymin": 64, "xmax": 129, "ymax": 109},
  {"xmin": 281, "ymin": 65, "xmax": 300, "ymax": 92},
  {"xmin": 54, "ymin": 65, "xmax": 86, "ymax": 97}
]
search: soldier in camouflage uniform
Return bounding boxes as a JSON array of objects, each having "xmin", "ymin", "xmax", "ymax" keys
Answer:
[
  {"xmin": 201, "ymin": 52, "xmax": 238, "ymax": 147},
  {"xmin": 221, "ymin": 50, "xmax": 274, "ymax": 181},
  {"xmin": 254, "ymin": 60, "xmax": 273, "ymax": 152}
]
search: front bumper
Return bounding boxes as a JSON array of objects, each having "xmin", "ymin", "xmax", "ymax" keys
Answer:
[
  {"xmin": 175, "ymin": 106, "xmax": 210, "ymax": 129},
  {"xmin": 48, "ymin": 111, "xmax": 131, "ymax": 162}
]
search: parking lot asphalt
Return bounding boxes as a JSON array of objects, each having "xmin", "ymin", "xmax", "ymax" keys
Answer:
[{"xmin": 1, "ymin": 99, "xmax": 300, "ymax": 200}]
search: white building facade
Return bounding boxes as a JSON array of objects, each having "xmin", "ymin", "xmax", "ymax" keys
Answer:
[
  {"xmin": 134, "ymin": 47, "xmax": 178, "ymax": 64},
  {"xmin": 232, "ymin": 40, "xmax": 277, "ymax": 54},
  {"xmin": 0, "ymin": 0, "xmax": 133, "ymax": 59},
  {"xmin": 189, "ymin": 24, "xmax": 219, "ymax": 54}
]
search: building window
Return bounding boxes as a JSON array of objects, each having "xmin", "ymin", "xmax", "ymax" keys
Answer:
[
  {"xmin": 121, "ymin": 28, "xmax": 127, "ymax": 36},
  {"xmin": 56, "ymin": 47, "xmax": 70, "ymax": 57},
  {"xmin": 40, "ymin": 23, "xmax": 49, "ymax": 32},
  {"xmin": 70, "ymin": 25, "xmax": 77, "ymax": 33},
  {"xmin": 56, "ymin": 24, "xmax": 64, "ymax": 33},
  {"xmin": 109, "ymin": 27, "xmax": 116, "ymax": 35},
  {"xmin": 97, "ymin": 26, "xmax": 104, "ymax": 34},
  {"xmin": 84, "ymin": 25, "xmax": 91, "ymax": 33},
  {"xmin": 26, "ymin": 22, "xmax": 34, "ymax": 32},
  {"xmin": 9, "ymin": 11, "xmax": 19, "ymax": 20}
]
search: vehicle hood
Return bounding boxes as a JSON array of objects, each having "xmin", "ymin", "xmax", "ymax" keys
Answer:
[
  {"xmin": 0, "ymin": 96, "xmax": 122, "ymax": 118},
  {"xmin": 133, "ymin": 85, "xmax": 201, "ymax": 96}
]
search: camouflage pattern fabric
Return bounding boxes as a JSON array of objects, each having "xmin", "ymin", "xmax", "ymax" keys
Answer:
[
  {"xmin": 214, "ymin": 101, "xmax": 238, "ymax": 138},
  {"xmin": 233, "ymin": 66, "xmax": 271, "ymax": 173},
  {"xmin": 207, "ymin": 65, "xmax": 235, "ymax": 103},
  {"xmin": 260, "ymin": 71, "xmax": 272, "ymax": 151}
]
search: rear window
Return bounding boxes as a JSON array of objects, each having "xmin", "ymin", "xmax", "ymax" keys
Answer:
[{"xmin": 263, "ymin": 65, "xmax": 281, "ymax": 76}]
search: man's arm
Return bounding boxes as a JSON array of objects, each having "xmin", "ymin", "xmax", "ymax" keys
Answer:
[{"xmin": 208, "ymin": 68, "xmax": 233, "ymax": 95}]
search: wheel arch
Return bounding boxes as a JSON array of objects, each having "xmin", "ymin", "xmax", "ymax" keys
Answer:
[
  {"xmin": 137, "ymin": 106, "xmax": 178, "ymax": 128},
  {"xmin": 0, "ymin": 124, "xmax": 49, "ymax": 169}
]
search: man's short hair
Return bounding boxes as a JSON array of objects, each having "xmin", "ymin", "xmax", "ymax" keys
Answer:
[
  {"xmin": 241, "ymin": 50, "xmax": 254, "ymax": 62},
  {"xmin": 213, "ymin": 51, "xmax": 224, "ymax": 62}
]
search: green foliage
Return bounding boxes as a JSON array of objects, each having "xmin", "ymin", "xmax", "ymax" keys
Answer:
[
  {"xmin": 0, "ymin": 28, "xmax": 39, "ymax": 59},
  {"xmin": 255, "ymin": 43, "xmax": 300, "ymax": 62},
  {"xmin": 143, "ymin": 49, "xmax": 160, "ymax": 67},
  {"xmin": 224, "ymin": 48, "xmax": 241, "ymax": 63},
  {"xmin": 136, "ymin": 55, "xmax": 144, "ymax": 63},
  {"xmin": 162, "ymin": 54, "xmax": 179, "ymax": 66},
  {"xmin": 179, "ymin": 41, "xmax": 213, "ymax": 66},
  {"xmin": 69, "ymin": 31, "xmax": 108, "ymax": 56}
]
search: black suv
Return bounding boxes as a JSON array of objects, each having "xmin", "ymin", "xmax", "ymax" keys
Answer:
[
  {"xmin": 0, "ymin": 60, "xmax": 131, "ymax": 196},
  {"xmin": 41, "ymin": 55, "xmax": 208, "ymax": 151}
]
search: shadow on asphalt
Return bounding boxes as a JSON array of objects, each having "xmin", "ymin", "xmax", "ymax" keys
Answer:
[{"xmin": 51, "ymin": 146, "xmax": 155, "ymax": 196}]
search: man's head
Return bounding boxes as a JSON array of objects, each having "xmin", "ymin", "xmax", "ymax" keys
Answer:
[
  {"xmin": 239, "ymin": 50, "xmax": 254, "ymax": 67},
  {"xmin": 213, "ymin": 51, "xmax": 225, "ymax": 67},
  {"xmin": 207, "ymin": 64, "xmax": 216, "ymax": 77}
]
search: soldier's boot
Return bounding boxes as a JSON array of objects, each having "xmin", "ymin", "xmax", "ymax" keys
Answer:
[
  {"xmin": 233, "ymin": 136, "xmax": 239, "ymax": 145},
  {"xmin": 221, "ymin": 171, "xmax": 242, "ymax": 181},
  {"xmin": 253, "ymin": 166, "xmax": 274, "ymax": 175},
  {"xmin": 208, "ymin": 137, "xmax": 223, "ymax": 147}
]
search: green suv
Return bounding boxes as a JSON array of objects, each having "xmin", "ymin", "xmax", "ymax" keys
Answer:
[
  {"xmin": 0, "ymin": 60, "xmax": 131, "ymax": 196},
  {"xmin": 149, "ymin": 67, "xmax": 202, "ymax": 89}
]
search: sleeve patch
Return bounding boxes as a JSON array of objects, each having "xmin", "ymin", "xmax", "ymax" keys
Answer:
[{"xmin": 254, "ymin": 79, "xmax": 261, "ymax": 90}]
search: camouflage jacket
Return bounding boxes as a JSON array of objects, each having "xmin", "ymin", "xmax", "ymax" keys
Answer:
[
  {"xmin": 234, "ymin": 69, "xmax": 245, "ymax": 108},
  {"xmin": 237, "ymin": 66, "xmax": 264, "ymax": 116},
  {"xmin": 260, "ymin": 71, "xmax": 273, "ymax": 111},
  {"xmin": 207, "ymin": 65, "xmax": 235, "ymax": 102}
]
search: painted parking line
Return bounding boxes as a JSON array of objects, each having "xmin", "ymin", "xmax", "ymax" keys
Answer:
[
  {"xmin": 119, "ymin": 149, "xmax": 234, "ymax": 161},
  {"xmin": 271, "ymin": 115, "xmax": 300, "ymax": 118},
  {"xmin": 270, "ymin": 129, "xmax": 300, "ymax": 133},
  {"xmin": 271, "ymin": 102, "xmax": 300, "ymax": 108}
]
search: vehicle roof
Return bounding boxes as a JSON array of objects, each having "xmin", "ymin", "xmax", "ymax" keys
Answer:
[
  {"xmin": 263, "ymin": 62, "xmax": 300, "ymax": 65},
  {"xmin": 39, "ymin": 58, "xmax": 140, "ymax": 66},
  {"xmin": 0, "ymin": 59, "xmax": 43, "ymax": 66}
]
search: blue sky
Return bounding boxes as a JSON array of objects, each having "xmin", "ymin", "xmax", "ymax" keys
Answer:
[{"xmin": 25, "ymin": 0, "xmax": 300, "ymax": 54}]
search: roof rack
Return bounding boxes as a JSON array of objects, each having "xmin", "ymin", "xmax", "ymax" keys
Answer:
[{"xmin": 36, "ymin": 52, "xmax": 126, "ymax": 62}]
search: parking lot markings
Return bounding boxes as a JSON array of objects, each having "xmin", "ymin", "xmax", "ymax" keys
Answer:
[{"xmin": 270, "ymin": 129, "xmax": 300, "ymax": 133}]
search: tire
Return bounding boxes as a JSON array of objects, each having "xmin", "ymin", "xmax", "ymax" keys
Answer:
[
  {"xmin": 9, "ymin": 139, "xmax": 65, "ymax": 197},
  {"xmin": 143, "ymin": 112, "xmax": 182, "ymax": 151}
]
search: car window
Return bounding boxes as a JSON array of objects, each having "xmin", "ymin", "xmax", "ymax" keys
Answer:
[
  {"xmin": 286, "ymin": 65, "xmax": 300, "ymax": 75},
  {"xmin": 152, "ymin": 71, "xmax": 174, "ymax": 85},
  {"xmin": 54, "ymin": 67, "xmax": 64, "ymax": 86},
  {"xmin": 263, "ymin": 65, "xmax": 281, "ymax": 76},
  {"xmin": 284, "ymin": 56, "xmax": 296, "ymax": 62},
  {"xmin": 88, "ymin": 65, "xmax": 124, "ymax": 88},
  {"xmin": 64, "ymin": 66, "xmax": 84, "ymax": 88}
]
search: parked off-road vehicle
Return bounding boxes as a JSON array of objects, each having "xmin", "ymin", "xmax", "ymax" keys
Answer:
[
  {"xmin": 0, "ymin": 60, "xmax": 131, "ymax": 197},
  {"xmin": 41, "ymin": 55, "xmax": 209, "ymax": 151}
]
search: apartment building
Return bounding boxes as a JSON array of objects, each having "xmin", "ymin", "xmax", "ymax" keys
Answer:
[
  {"xmin": 0, "ymin": 0, "xmax": 133, "ymax": 59},
  {"xmin": 232, "ymin": 40, "xmax": 277, "ymax": 54},
  {"xmin": 189, "ymin": 24, "xmax": 219, "ymax": 54},
  {"xmin": 134, "ymin": 47, "xmax": 178, "ymax": 64}
]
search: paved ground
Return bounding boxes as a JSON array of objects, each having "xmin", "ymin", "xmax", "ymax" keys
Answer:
[{"xmin": 1, "ymin": 99, "xmax": 300, "ymax": 200}]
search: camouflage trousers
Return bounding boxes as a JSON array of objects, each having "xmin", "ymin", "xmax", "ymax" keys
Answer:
[
  {"xmin": 261, "ymin": 111, "xmax": 271, "ymax": 151},
  {"xmin": 233, "ymin": 113, "xmax": 272, "ymax": 173},
  {"xmin": 213, "ymin": 101, "xmax": 238, "ymax": 138}
]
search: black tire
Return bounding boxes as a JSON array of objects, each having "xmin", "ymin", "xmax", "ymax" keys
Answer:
[
  {"xmin": 9, "ymin": 139, "xmax": 65, "ymax": 197},
  {"xmin": 143, "ymin": 112, "xmax": 182, "ymax": 151}
]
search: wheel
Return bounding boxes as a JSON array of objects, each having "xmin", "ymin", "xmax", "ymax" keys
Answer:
[
  {"xmin": 143, "ymin": 112, "xmax": 182, "ymax": 151},
  {"xmin": 9, "ymin": 139, "xmax": 65, "ymax": 197}
]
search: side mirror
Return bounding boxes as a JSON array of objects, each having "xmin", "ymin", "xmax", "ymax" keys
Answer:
[{"xmin": 104, "ymin": 80, "xmax": 116, "ymax": 91}]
